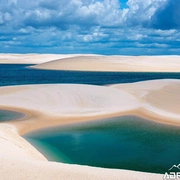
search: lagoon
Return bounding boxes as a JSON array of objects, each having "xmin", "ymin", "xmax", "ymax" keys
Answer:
[
  {"xmin": 0, "ymin": 109, "xmax": 26, "ymax": 122},
  {"xmin": 24, "ymin": 115, "xmax": 180, "ymax": 174}
]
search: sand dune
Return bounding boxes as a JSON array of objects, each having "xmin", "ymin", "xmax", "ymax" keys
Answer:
[
  {"xmin": 1, "ymin": 54, "xmax": 179, "ymax": 72},
  {"xmin": 0, "ymin": 54, "xmax": 77, "ymax": 64},
  {"xmin": 0, "ymin": 84, "xmax": 140, "ymax": 134},
  {"xmin": 0, "ymin": 80, "xmax": 180, "ymax": 180},
  {"xmin": 32, "ymin": 55, "xmax": 180, "ymax": 72},
  {"xmin": 0, "ymin": 84, "xmax": 139, "ymax": 116},
  {"xmin": 110, "ymin": 79, "xmax": 180, "ymax": 124},
  {"xmin": 0, "ymin": 80, "xmax": 179, "ymax": 132}
]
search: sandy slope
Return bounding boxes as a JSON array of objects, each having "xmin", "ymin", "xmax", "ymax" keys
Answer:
[
  {"xmin": 32, "ymin": 55, "xmax": 180, "ymax": 72},
  {"xmin": 110, "ymin": 79, "xmax": 180, "ymax": 124},
  {"xmin": 0, "ymin": 84, "xmax": 139, "ymax": 116},
  {"xmin": 0, "ymin": 124, "xmax": 161, "ymax": 180},
  {"xmin": 0, "ymin": 84, "xmax": 140, "ymax": 134},
  {"xmin": 0, "ymin": 80, "xmax": 180, "ymax": 180},
  {"xmin": 1, "ymin": 54, "xmax": 179, "ymax": 72},
  {"xmin": 0, "ymin": 124, "xmax": 162, "ymax": 180}
]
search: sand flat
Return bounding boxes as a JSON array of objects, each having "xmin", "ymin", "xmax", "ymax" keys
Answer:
[{"xmin": 0, "ymin": 80, "xmax": 180, "ymax": 180}]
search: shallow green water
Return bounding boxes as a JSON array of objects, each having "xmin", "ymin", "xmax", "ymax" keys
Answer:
[
  {"xmin": 0, "ymin": 109, "xmax": 26, "ymax": 122},
  {"xmin": 24, "ymin": 116, "xmax": 180, "ymax": 174}
]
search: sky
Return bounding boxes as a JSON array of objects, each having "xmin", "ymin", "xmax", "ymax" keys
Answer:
[{"xmin": 0, "ymin": 0, "xmax": 180, "ymax": 55}]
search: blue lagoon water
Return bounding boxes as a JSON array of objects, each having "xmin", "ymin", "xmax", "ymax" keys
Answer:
[
  {"xmin": 0, "ymin": 64, "xmax": 180, "ymax": 86},
  {"xmin": 24, "ymin": 116, "xmax": 180, "ymax": 174},
  {"xmin": 0, "ymin": 109, "xmax": 26, "ymax": 122}
]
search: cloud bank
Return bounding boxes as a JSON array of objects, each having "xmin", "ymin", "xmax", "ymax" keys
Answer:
[{"xmin": 0, "ymin": 0, "xmax": 179, "ymax": 55}]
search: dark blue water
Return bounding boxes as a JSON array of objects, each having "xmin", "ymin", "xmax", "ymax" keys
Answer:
[
  {"xmin": 0, "ymin": 109, "xmax": 26, "ymax": 122},
  {"xmin": 24, "ymin": 116, "xmax": 180, "ymax": 174},
  {"xmin": 0, "ymin": 64, "xmax": 180, "ymax": 86}
]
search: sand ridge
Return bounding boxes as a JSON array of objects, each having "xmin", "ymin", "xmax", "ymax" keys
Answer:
[
  {"xmin": 110, "ymin": 79, "xmax": 180, "ymax": 121},
  {"xmin": 0, "ymin": 54, "xmax": 179, "ymax": 72},
  {"xmin": 0, "ymin": 80, "xmax": 179, "ymax": 133},
  {"xmin": 0, "ymin": 84, "xmax": 139, "ymax": 116},
  {"xmin": 32, "ymin": 55, "xmax": 180, "ymax": 72},
  {"xmin": 0, "ymin": 83, "xmax": 140, "ymax": 134}
]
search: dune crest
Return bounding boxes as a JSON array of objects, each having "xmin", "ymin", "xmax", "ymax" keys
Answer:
[{"xmin": 32, "ymin": 55, "xmax": 180, "ymax": 72}]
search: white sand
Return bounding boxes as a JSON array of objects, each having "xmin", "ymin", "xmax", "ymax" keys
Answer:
[
  {"xmin": 0, "ymin": 80, "xmax": 180, "ymax": 179},
  {"xmin": 0, "ymin": 124, "xmax": 161, "ymax": 180},
  {"xmin": 32, "ymin": 55, "xmax": 180, "ymax": 72},
  {"xmin": 110, "ymin": 79, "xmax": 180, "ymax": 124},
  {"xmin": 0, "ymin": 84, "xmax": 139, "ymax": 116},
  {"xmin": 0, "ymin": 54, "xmax": 78, "ymax": 64},
  {"xmin": 0, "ymin": 54, "xmax": 180, "ymax": 72},
  {"xmin": 0, "ymin": 84, "xmax": 140, "ymax": 134}
]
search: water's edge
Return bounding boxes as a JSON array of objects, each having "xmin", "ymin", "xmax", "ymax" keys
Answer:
[
  {"xmin": 24, "ymin": 115, "xmax": 180, "ymax": 174},
  {"xmin": 0, "ymin": 109, "xmax": 27, "ymax": 122}
]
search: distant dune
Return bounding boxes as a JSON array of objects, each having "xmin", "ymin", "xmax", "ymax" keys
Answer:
[
  {"xmin": 0, "ymin": 54, "xmax": 78, "ymax": 64},
  {"xmin": 0, "ymin": 54, "xmax": 179, "ymax": 72},
  {"xmin": 32, "ymin": 55, "xmax": 180, "ymax": 72}
]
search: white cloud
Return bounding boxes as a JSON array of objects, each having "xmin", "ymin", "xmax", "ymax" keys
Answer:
[
  {"xmin": 0, "ymin": 0, "xmax": 179, "ymax": 55},
  {"xmin": 151, "ymin": 0, "xmax": 180, "ymax": 29},
  {"xmin": 126, "ymin": 0, "xmax": 167, "ymax": 26},
  {"xmin": 0, "ymin": 0, "xmax": 172, "ymax": 29},
  {"xmin": 0, "ymin": 14, "xmax": 4, "ymax": 24}
]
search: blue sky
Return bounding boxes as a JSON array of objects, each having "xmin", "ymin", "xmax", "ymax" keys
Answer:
[{"xmin": 0, "ymin": 0, "xmax": 180, "ymax": 55}]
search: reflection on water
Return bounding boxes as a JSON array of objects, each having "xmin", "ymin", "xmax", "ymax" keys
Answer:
[
  {"xmin": 0, "ymin": 109, "xmax": 26, "ymax": 122},
  {"xmin": 24, "ymin": 115, "xmax": 180, "ymax": 174}
]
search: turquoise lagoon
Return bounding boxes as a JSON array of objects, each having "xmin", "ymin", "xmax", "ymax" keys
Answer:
[{"xmin": 24, "ymin": 116, "xmax": 180, "ymax": 174}]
